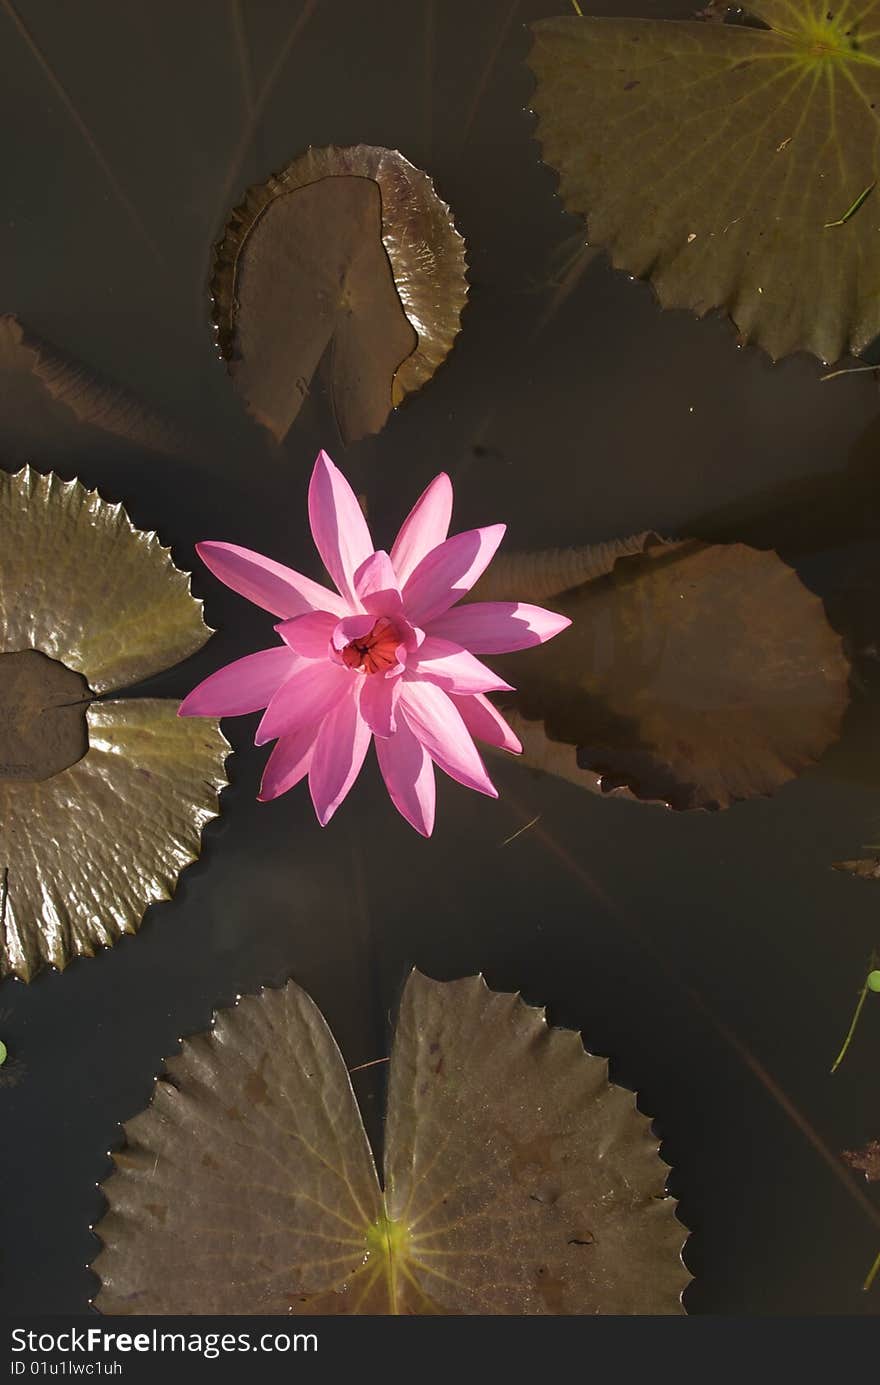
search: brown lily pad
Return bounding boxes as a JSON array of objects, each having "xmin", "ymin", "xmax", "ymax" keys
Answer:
[
  {"xmin": 0, "ymin": 650, "xmax": 90, "ymax": 782},
  {"xmin": 832, "ymin": 857, "xmax": 880, "ymax": 880},
  {"xmin": 483, "ymin": 535, "xmax": 850, "ymax": 811},
  {"xmin": 0, "ymin": 314, "xmax": 188, "ymax": 461},
  {"xmin": 93, "ymin": 971, "xmax": 688, "ymax": 1315},
  {"xmin": 0, "ymin": 467, "xmax": 230, "ymax": 980},
  {"xmin": 212, "ymin": 144, "xmax": 468, "ymax": 443}
]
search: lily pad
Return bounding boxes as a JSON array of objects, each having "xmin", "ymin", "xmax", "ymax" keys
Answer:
[
  {"xmin": 832, "ymin": 856, "xmax": 880, "ymax": 879},
  {"xmin": 93, "ymin": 971, "xmax": 688, "ymax": 1315},
  {"xmin": 212, "ymin": 144, "xmax": 467, "ymax": 443},
  {"xmin": 0, "ymin": 467, "xmax": 230, "ymax": 980},
  {"xmin": 479, "ymin": 535, "xmax": 850, "ymax": 810},
  {"xmin": 0, "ymin": 315, "xmax": 188, "ymax": 461},
  {"xmin": 529, "ymin": 5, "xmax": 880, "ymax": 362}
]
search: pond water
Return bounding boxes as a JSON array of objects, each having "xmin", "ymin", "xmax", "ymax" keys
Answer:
[{"xmin": 1, "ymin": 0, "xmax": 880, "ymax": 1315}]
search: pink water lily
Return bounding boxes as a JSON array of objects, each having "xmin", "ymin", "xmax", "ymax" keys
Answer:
[{"xmin": 179, "ymin": 451, "xmax": 570, "ymax": 836}]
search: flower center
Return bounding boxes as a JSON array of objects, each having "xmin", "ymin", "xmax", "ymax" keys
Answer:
[{"xmin": 341, "ymin": 617, "xmax": 401, "ymax": 675}]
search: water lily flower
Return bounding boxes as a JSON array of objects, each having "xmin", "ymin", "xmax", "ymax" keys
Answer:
[{"xmin": 179, "ymin": 451, "xmax": 570, "ymax": 835}]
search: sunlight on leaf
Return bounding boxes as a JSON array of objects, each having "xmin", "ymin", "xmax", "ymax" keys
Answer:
[
  {"xmin": 0, "ymin": 468, "xmax": 229, "ymax": 980},
  {"xmin": 0, "ymin": 467, "xmax": 210, "ymax": 695},
  {"xmin": 529, "ymin": 3, "xmax": 880, "ymax": 362},
  {"xmin": 479, "ymin": 535, "xmax": 850, "ymax": 810},
  {"xmin": 93, "ymin": 971, "xmax": 688, "ymax": 1315},
  {"xmin": 212, "ymin": 145, "xmax": 468, "ymax": 444}
]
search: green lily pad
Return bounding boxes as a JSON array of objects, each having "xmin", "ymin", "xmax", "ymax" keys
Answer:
[
  {"xmin": 529, "ymin": 4, "xmax": 880, "ymax": 362},
  {"xmin": 0, "ymin": 467, "xmax": 230, "ymax": 981},
  {"xmin": 93, "ymin": 972, "xmax": 688, "ymax": 1315}
]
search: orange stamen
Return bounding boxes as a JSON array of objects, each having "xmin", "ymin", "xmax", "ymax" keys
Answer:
[{"xmin": 342, "ymin": 617, "xmax": 400, "ymax": 675}]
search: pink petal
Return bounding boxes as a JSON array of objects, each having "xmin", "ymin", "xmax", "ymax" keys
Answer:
[
  {"xmin": 390, "ymin": 473, "xmax": 453, "ymax": 585},
  {"xmin": 331, "ymin": 613, "xmax": 376, "ymax": 652},
  {"xmin": 402, "ymin": 525, "xmax": 506, "ymax": 626},
  {"xmin": 427, "ymin": 602, "xmax": 572, "ymax": 654},
  {"xmin": 178, "ymin": 646, "xmax": 300, "ymax": 718},
  {"xmin": 258, "ymin": 726, "xmax": 316, "ymax": 801},
  {"xmin": 399, "ymin": 681, "xmax": 498, "ymax": 798},
  {"xmin": 308, "ymin": 686, "xmax": 371, "ymax": 825},
  {"xmin": 354, "ymin": 549, "xmax": 403, "ymax": 616},
  {"xmin": 275, "ymin": 610, "xmax": 337, "ymax": 659},
  {"xmin": 375, "ymin": 719, "xmax": 436, "ymax": 837},
  {"xmin": 452, "ymin": 693, "xmax": 522, "ymax": 754},
  {"xmin": 406, "ymin": 636, "xmax": 514, "ymax": 695},
  {"xmin": 255, "ymin": 659, "xmax": 350, "ymax": 745},
  {"xmin": 196, "ymin": 541, "xmax": 345, "ymax": 619},
  {"xmin": 360, "ymin": 673, "xmax": 401, "ymax": 738},
  {"xmin": 308, "ymin": 450, "xmax": 374, "ymax": 608}
]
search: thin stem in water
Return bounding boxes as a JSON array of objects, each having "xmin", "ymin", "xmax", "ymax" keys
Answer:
[{"xmin": 830, "ymin": 950, "xmax": 878, "ymax": 1073}]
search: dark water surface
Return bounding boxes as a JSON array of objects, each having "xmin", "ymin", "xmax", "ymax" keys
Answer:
[{"xmin": 2, "ymin": 0, "xmax": 880, "ymax": 1315}]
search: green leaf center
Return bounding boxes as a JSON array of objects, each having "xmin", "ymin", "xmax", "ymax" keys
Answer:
[{"xmin": 787, "ymin": 11, "xmax": 864, "ymax": 69}]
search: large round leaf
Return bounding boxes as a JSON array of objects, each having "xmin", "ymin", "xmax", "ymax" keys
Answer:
[
  {"xmin": 0, "ymin": 467, "xmax": 229, "ymax": 980},
  {"xmin": 529, "ymin": 5, "xmax": 880, "ymax": 362},
  {"xmin": 0, "ymin": 466, "xmax": 209, "ymax": 695},
  {"xmin": 93, "ymin": 972, "xmax": 688, "ymax": 1315},
  {"xmin": 212, "ymin": 145, "xmax": 468, "ymax": 443},
  {"xmin": 481, "ymin": 536, "xmax": 850, "ymax": 810},
  {"xmin": 1, "ymin": 702, "xmax": 229, "ymax": 981}
]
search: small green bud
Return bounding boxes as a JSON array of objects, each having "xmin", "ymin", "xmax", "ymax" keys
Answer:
[{"xmin": 867, "ymin": 970, "xmax": 880, "ymax": 993}]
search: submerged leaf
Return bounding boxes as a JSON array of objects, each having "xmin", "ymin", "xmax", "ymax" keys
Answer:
[
  {"xmin": 0, "ymin": 468, "xmax": 229, "ymax": 980},
  {"xmin": 484, "ymin": 536, "xmax": 849, "ymax": 810},
  {"xmin": 93, "ymin": 972, "xmax": 688, "ymax": 1315},
  {"xmin": 529, "ymin": 5, "xmax": 880, "ymax": 362},
  {"xmin": 212, "ymin": 145, "xmax": 467, "ymax": 443},
  {"xmin": 0, "ymin": 315, "xmax": 188, "ymax": 460}
]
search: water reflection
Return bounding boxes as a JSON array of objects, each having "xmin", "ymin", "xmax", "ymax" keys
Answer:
[{"xmin": 2, "ymin": 0, "xmax": 880, "ymax": 1318}]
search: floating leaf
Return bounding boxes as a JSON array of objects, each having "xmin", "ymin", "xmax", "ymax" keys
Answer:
[
  {"xmin": 832, "ymin": 856, "xmax": 880, "ymax": 879},
  {"xmin": 483, "ymin": 536, "xmax": 849, "ymax": 810},
  {"xmin": 212, "ymin": 144, "xmax": 467, "ymax": 443},
  {"xmin": 0, "ymin": 315, "xmax": 188, "ymax": 461},
  {"xmin": 93, "ymin": 971, "xmax": 688, "ymax": 1315},
  {"xmin": 473, "ymin": 532, "xmax": 657, "ymax": 605},
  {"xmin": 0, "ymin": 467, "xmax": 229, "ymax": 980},
  {"xmin": 0, "ymin": 467, "xmax": 210, "ymax": 695},
  {"xmin": 529, "ymin": 5, "xmax": 880, "ymax": 362}
]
